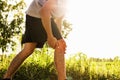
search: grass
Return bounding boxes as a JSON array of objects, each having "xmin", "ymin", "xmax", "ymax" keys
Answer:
[{"xmin": 0, "ymin": 50, "xmax": 120, "ymax": 80}]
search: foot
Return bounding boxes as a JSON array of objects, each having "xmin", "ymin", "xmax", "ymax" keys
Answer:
[{"xmin": 2, "ymin": 78, "xmax": 11, "ymax": 80}]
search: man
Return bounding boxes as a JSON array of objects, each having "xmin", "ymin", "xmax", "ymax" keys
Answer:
[{"xmin": 2, "ymin": 0, "xmax": 67, "ymax": 80}]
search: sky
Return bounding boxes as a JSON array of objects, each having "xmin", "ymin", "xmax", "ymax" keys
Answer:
[{"xmin": 65, "ymin": 0, "xmax": 120, "ymax": 58}]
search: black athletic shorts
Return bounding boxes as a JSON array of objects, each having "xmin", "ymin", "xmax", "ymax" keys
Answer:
[{"xmin": 22, "ymin": 15, "xmax": 62, "ymax": 48}]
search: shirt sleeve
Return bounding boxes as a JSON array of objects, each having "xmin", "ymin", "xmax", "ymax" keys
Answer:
[{"xmin": 35, "ymin": 0, "xmax": 47, "ymax": 6}]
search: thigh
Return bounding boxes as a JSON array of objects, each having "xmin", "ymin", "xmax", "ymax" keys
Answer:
[
  {"xmin": 51, "ymin": 18, "xmax": 63, "ymax": 40},
  {"xmin": 17, "ymin": 43, "xmax": 37, "ymax": 59},
  {"xmin": 22, "ymin": 43, "xmax": 37, "ymax": 54}
]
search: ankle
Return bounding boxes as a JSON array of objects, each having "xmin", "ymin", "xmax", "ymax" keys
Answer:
[{"xmin": 3, "ymin": 74, "xmax": 11, "ymax": 79}]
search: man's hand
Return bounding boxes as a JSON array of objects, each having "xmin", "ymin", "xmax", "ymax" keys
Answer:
[
  {"xmin": 47, "ymin": 36, "xmax": 57, "ymax": 49},
  {"xmin": 55, "ymin": 39, "xmax": 66, "ymax": 54},
  {"xmin": 47, "ymin": 37, "xmax": 67, "ymax": 53}
]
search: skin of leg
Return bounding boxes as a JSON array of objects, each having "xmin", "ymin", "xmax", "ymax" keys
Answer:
[
  {"xmin": 3, "ymin": 43, "xmax": 37, "ymax": 79},
  {"xmin": 54, "ymin": 40, "xmax": 66, "ymax": 80},
  {"xmin": 54, "ymin": 51, "xmax": 66, "ymax": 80}
]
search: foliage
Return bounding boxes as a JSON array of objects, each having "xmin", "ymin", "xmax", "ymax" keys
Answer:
[
  {"xmin": 0, "ymin": 51, "xmax": 120, "ymax": 80},
  {"xmin": 62, "ymin": 20, "xmax": 72, "ymax": 38},
  {"xmin": 0, "ymin": 0, "xmax": 26, "ymax": 52},
  {"xmin": 66, "ymin": 52, "xmax": 120, "ymax": 80},
  {"xmin": 0, "ymin": 46, "xmax": 57, "ymax": 80},
  {"xmin": 13, "ymin": 49, "xmax": 57, "ymax": 80}
]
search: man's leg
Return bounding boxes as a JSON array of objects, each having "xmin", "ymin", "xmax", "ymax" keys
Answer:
[
  {"xmin": 54, "ymin": 39, "xmax": 66, "ymax": 80},
  {"xmin": 3, "ymin": 43, "xmax": 37, "ymax": 79}
]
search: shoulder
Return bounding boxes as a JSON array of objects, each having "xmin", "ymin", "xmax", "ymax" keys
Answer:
[{"xmin": 36, "ymin": 0, "xmax": 47, "ymax": 6}]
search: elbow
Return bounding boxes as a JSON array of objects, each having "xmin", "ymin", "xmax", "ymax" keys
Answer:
[{"xmin": 39, "ymin": 8, "xmax": 51, "ymax": 19}]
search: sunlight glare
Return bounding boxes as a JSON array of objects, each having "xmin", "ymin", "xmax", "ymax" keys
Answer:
[{"xmin": 65, "ymin": 0, "xmax": 120, "ymax": 58}]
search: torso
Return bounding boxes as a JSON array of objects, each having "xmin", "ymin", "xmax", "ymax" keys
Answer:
[{"xmin": 26, "ymin": 0, "xmax": 66, "ymax": 18}]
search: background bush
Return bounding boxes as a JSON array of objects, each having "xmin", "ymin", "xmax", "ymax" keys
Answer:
[{"xmin": 1, "ymin": 50, "xmax": 120, "ymax": 80}]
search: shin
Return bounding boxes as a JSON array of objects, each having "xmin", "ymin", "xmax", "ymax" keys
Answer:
[{"xmin": 54, "ymin": 39, "xmax": 66, "ymax": 80}]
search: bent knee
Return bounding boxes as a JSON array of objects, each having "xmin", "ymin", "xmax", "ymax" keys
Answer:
[
  {"xmin": 22, "ymin": 43, "xmax": 37, "ymax": 55},
  {"xmin": 22, "ymin": 48, "xmax": 35, "ymax": 55},
  {"xmin": 55, "ymin": 39, "xmax": 67, "ymax": 53}
]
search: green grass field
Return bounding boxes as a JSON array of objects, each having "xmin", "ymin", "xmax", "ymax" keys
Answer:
[{"xmin": 0, "ymin": 50, "xmax": 120, "ymax": 80}]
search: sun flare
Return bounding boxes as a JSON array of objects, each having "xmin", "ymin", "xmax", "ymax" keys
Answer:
[{"xmin": 65, "ymin": 0, "xmax": 120, "ymax": 58}]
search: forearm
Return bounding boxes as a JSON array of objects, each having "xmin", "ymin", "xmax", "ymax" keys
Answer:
[{"xmin": 39, "ymin": 0, "xmax": 54, "ymax": 38}]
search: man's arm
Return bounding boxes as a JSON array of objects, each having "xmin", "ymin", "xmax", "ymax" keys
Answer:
[
  {"xmin": 39, "ymin": 0, "xmax": 57, "ymax": 48},
  {"xmin": 40, "ymin": 0, "xmax": 54, "ymax": 38}
]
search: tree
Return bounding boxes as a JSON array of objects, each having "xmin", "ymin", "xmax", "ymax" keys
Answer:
[
  {"xmin": 62, "ymin": 20, "xmax": 72, "ymax": 38},
  {"xmin": 0, "ymin": 0, "xmax": 26, "ymax": 52}
]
